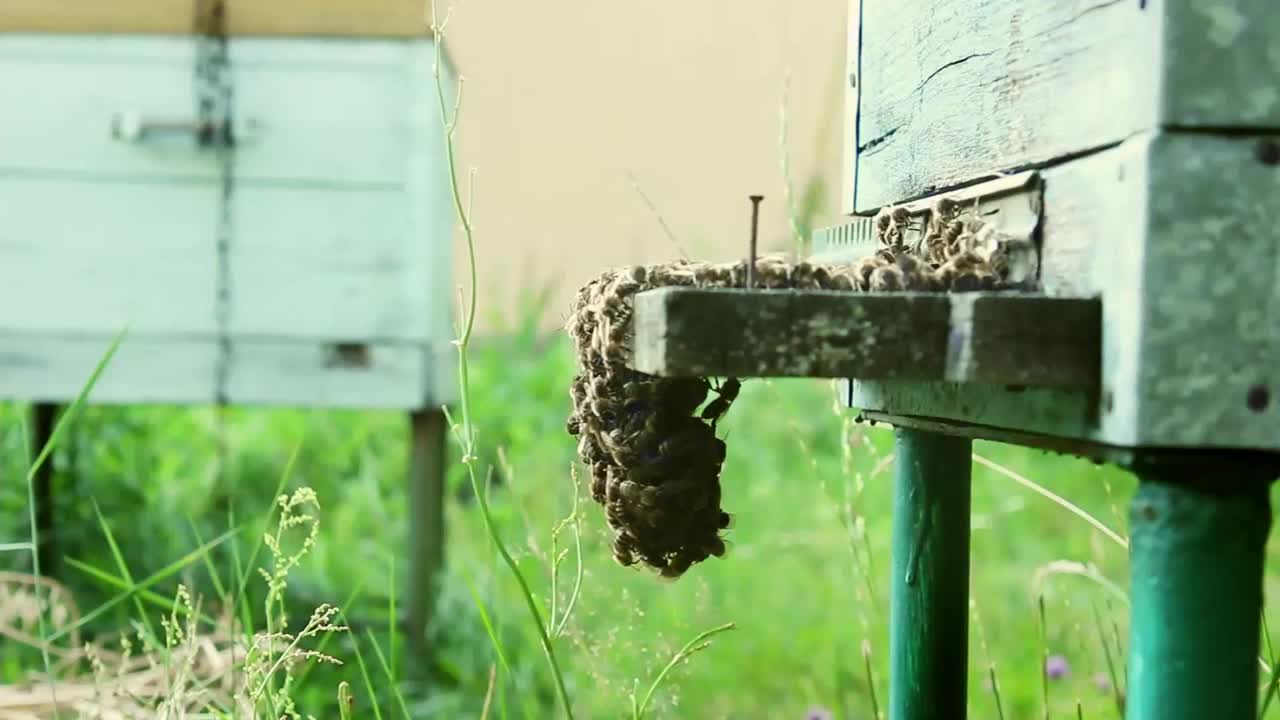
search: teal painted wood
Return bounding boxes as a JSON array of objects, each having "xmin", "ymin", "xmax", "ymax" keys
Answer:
[
  {"xmin": 0, "ymin": 35, "xmax": 457, "ymax": 409},
  {"xmin": 406, "ymin": 408, "xmax": 448, "ymax": 668},
  {"xmin": 890, "ymin": 428, "xmax": 972, "ymax": 720},
  {"xmin": 850, "ymin": 0, "xmax": 1280, "ymax": 213},
  {"xmin": 0, "ymin": 36, "xmax": 214, "ymax": 179},
  {"xmin": 1125, "ymin": 462, "xmax": 1274, "ymax": 720},
  {"xmin": 0, "ymin": 179, "xmax": 220, "ymax": 336},
  {"xmin": 824, "ymin": 131, "xmax": 1280, "ymax": 452}
]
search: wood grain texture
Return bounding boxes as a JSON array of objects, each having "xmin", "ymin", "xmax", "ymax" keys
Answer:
[
  {"xmin": 631, "ymin": 288, "xmax": 1100, "ymax": 386},
  {"xmin": 0, "ymin": 178, "xmax": 219, "ymax": 335},
  {"xmin": 0, "ymin": 37, "xmax": 216, "ymax": 179},
  {"xmin": 949, "ymin": 294, "xmax": 1099, "ymax": 387},
  {"xmin": 0, "ymin": 333, "xmax": 453, "ymax": 408},
  {"xmin": 841, "ymin": 131, "xmax": 1280, "ymax": 451},
  {"xmin": 228, "ymin": 186, "xmax": 430, "ymax": 342},
  {"xmin": 1135, "ymin": 132, "xmax": 1280, "ymax": 449},
  {"xmin": 854, "ymin": 0, "xmax": 1155, "ymax": 212},
  {"xmin": 230, "ymin": 42, "xmax": 414, "ymax": 185},
  {"xmin": 0, "ymin": 0, "xmax": 435, "ymax": 37},
  {"xmin": 1160, "ymin": 0, "xmax": 1280, "ymax": 128},
  {"xmin": 223, "ymin": 339, "xmax": 447, "ymax": 409},
  {"xmin": 633, "ymin": 288, "xmax": 950, "ymax": 380},
  {"xmin": 0, "ymin": 35, "xmax": 456, "ymax": 410},
  {"xmin": 852, "ymin": 0, "xmax": 1280, "ymax": 213},
  {"xmin": 0, "ymin": 333, "xmax": 218, "ymax": 404}
]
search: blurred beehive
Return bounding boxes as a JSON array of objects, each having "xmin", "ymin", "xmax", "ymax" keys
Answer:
[
  {"xmin": 0, "ymin": 0, "xmax": 455, "ymax": 408},
  {"xmin": 0, "ymin": 0, "xmax": 455, "ymax": 658}
]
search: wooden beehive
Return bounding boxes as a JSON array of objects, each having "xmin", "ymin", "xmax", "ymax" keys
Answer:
[
  {"xmin": 621, "ymin": 3, "xmax": 1280, "ymax": 718},
  {"xmin": 0, "ymin": 1, "xmax": 456, "ymax": 664},
  {"xmin": 0, "ymin": 0, "xmax": 456, "ymax": 411},
  {"xmin": 819, "ymin": 0, "xmax": 1280, "ymax": 452}
]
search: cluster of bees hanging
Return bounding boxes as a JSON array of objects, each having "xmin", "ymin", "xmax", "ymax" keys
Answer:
[{"xmin": 565, "ymin": 197, "xmax": 1029, "ymax": 579}]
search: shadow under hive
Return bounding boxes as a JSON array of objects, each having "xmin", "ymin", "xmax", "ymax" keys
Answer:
[{"xmin": 564, "ymin": 200, "xmax": 1027, "ymax": 578}]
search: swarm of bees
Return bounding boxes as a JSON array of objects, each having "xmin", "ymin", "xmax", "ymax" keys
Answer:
[{"xmin": 565, "ymin": 196, "xmax": 1029, "ymax": 580}]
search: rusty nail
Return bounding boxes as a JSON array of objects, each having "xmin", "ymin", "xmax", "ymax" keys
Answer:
[
  {"xmin": 748, "ymin": 195, "xmax": 764, "ymax": 289},
  {"xmin": 1255, "ymin": 140, "xmax": 1280, "ymax": 166}
]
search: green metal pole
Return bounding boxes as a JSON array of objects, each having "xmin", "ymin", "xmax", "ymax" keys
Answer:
[
  {"xmin": 890, "ymin": 428, "xmax": 972, "ymax": 720},
  {"xmin": 1125, "ymin": 458, "xmax": 1274, "ymax": 720}
]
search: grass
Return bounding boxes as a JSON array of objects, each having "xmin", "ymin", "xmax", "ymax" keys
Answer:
[
  {"xmin": 9, "ymin": 328, "xmax": 1280, "ymax": 717},
  {"xmin": 5, "ymin": 8, "xmax": 1280, "ymax": 718}
]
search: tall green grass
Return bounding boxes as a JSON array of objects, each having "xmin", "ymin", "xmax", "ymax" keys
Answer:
[
  {"xmin": 9, "ymin": 331, "xmax": 1280, "ymax": 717},
  {"xmin": 7, "ymin": 5, "xmax": 1280, "ymax": 717}
]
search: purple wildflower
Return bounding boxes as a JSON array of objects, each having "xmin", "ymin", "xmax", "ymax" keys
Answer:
[
  {"xmin": 804, "ymin": 706, "xmax": 834, "ymax": 720},
  {"xmin": 1045, "ymin": 654, "xmax": 1070, "ymax": 680},
  {"xmin": 1093, "ymin": 672, "xmax": 1112, "ymax": 693}
]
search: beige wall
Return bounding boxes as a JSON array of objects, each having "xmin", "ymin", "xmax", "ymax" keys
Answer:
[{"xmin": 445, "ymin": 1, "xmax": 851, "ymax": 334}]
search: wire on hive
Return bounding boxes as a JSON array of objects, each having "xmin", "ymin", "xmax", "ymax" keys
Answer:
[{"xmin": 565, "ymin": 198, "xmax": 1023, "ymax": 579}]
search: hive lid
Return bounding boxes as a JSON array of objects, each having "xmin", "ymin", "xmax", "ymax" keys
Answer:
[{"xmin": 2, "ymin": 0, "xmax": 436, "ymax": 38}]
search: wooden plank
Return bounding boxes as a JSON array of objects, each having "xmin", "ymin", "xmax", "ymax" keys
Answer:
[
  {"xmin": 223, "ymin": 339, "xmax": 444, "ymax": 409},
  {"xmin": 631, "ymin": 288, "xmax": 1100, "ymax": 386},
  {"xmin": 1160, "ymin": 0, "xmax": 1280, "ymax": 128},
  {"xmin": 229, "ymin": 40, "xmax": 418, "ymax": 185},
  {"xmin": 404, "ymin": 41, "xmax": 458, "ymax": 353},
  {"xmin": 852, "ymin": 0, "xmax": 1280, "ymax": 213},
  {"xmin": 0, "ymin": 178, "xmax": 219, "ymax": 335},
  {"xmin": 854, "ymin": 0, "xmax": 1156, "ymax": 212},
  {"xmin": 633, "ymin": 288, "xmax": 951, "ymax": 380},
  {"xmin": 228, "ymin": 186, "xmax": 433, "ymax": 342},
  {"xmin": 0, "ymin": 333, "xmax": 453, "ymax": 409},
  {"xmin": 0, "ymin": 1, "xmax": 435, "ymax": 38},
  {"xmin": 840, "ymin": 0, "xmax": 861, "ymax": 215},
  {"xmin": 0, "ymin": 37, "xmax": 217, "ymax": 179},
  {"xmin": 0, "ymin": 333, "xmax": 218, "ymax": 404},
  {"xmin": 848, "ymin": 381, "xmax": 1096, "ymax": 441},
  {"xmin": 951, "ymin": 294, "xmax": 1099, "ymax": 387},
  {"xmin": 1136, "ymin": 132, "xmax": 1280, "ymax": 450},
  {"xmin": 839, "ymin": 130, "xmax": 1280, "ymax": 451}
]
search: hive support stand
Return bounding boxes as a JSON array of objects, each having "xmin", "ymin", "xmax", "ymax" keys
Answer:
[
  {"xmin": 30, "ymin": 402, "xmax": 62, "ymax": 577},
  {"xmin": 890, "ymin": 428, "xmax": 971, "ymax": 719},
  {"xmin": 1123, "ymin": 453, "xmax": 1273, "ymax": 720},
  {"xmin": 406, "ymin": 407, "xmax": 448, "ymax": 673},
  {"xmin": 23, "ymin": 399, "xmax": 450, "ymax": 679}
]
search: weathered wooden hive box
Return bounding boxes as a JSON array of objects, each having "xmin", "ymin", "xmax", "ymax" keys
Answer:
[
  {"xmin": 0, "ymin": 0, "xmax": 456, "ymax": 411},
  {"xmin": 812, "ymin": 0, "xmax": 1280, "ymax": 452}
]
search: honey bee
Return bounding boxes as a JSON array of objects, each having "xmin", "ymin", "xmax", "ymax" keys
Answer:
[
  {"xmin": 853, "ymin": 256, "xmax": 885, "ymax": 290},
  {"xmin": 869, "ymin": 264, "xmax": 905, "ymax": 292},
  {"xmin": 700, "ymin": 377, "xmax": 741, "ymax": 426}
]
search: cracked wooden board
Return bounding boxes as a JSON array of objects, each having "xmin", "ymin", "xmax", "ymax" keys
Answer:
[{"xmin": 849, "ymin": 0, "xmax": 1280, "ymax": 212}]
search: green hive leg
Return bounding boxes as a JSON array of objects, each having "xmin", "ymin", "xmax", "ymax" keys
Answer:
[
  {"xmin": 1125, "ymin": 456, "xmax": 1275, "ymax": 720},
  {"xmin": 890, "ymin": 428, "xmax": 972, "ymax": 720}
]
